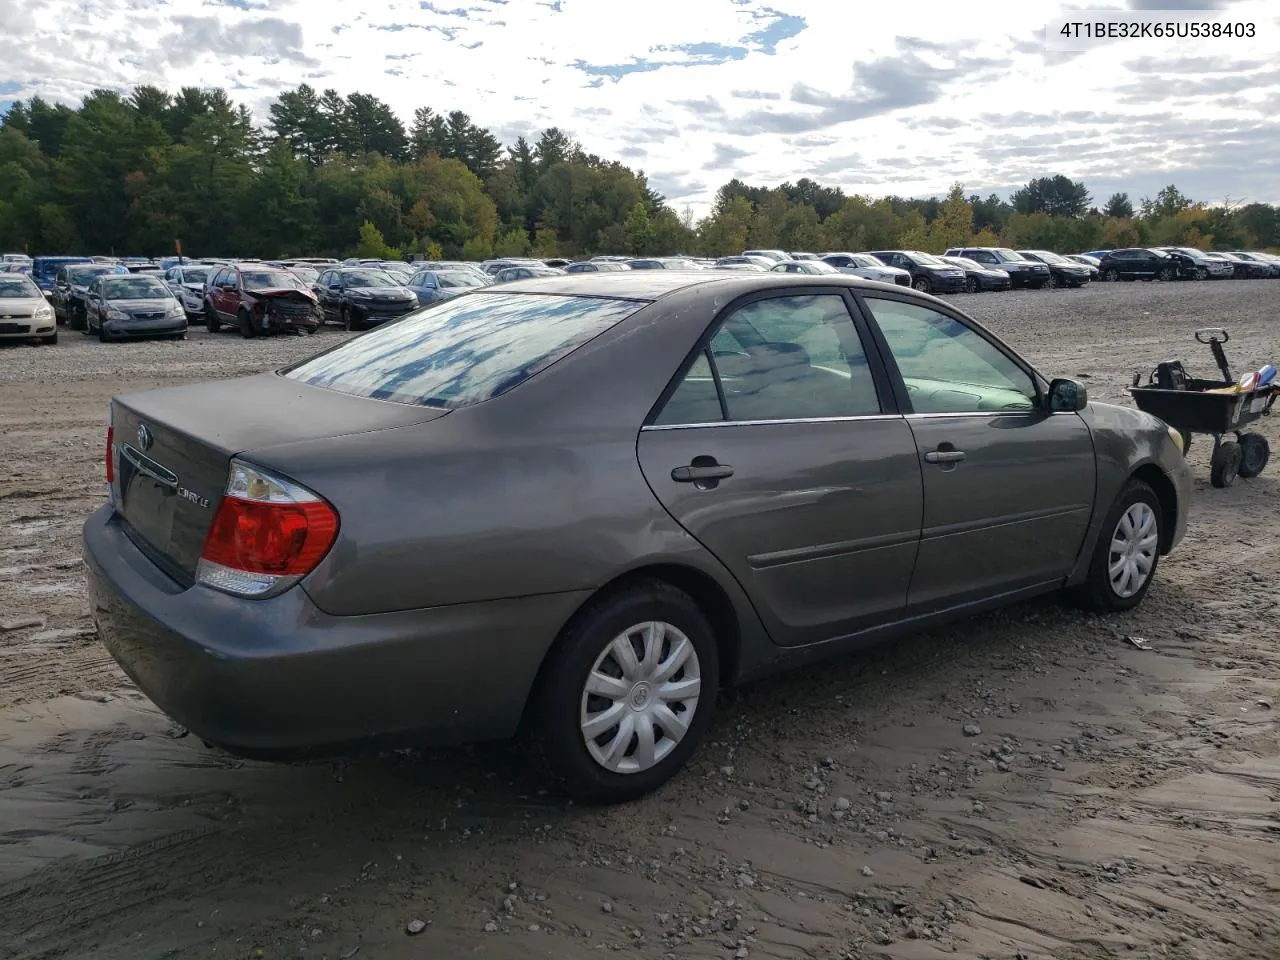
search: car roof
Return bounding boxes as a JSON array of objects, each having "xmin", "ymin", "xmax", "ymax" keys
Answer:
[{"xmin": 482, "ymin": 270, "xmax": 909, "ymax": 301}]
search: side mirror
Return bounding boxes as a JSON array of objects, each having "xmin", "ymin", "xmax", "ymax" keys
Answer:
[{"xmin": 1046, "ymin": 378, "xmax": 1088, "ymax": 413}]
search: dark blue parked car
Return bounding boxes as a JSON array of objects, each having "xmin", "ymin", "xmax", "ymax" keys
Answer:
[{"xmin": 31, "ymin": 256, "xmax": 93, "ymax": 294}]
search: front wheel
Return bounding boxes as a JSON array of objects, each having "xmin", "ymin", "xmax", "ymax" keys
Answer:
[
  {"xmin": 40, "ymin": 330, "xmax": 57, "ymax": 345},
  {"xmin": 964, "ymin": 277, "xmax": 978, "ymax": 293},
  {"xmin": 534, "ymin": 580, "xmax": 719, "ymax": 804},
  {"xmin": 1159, "ymin": 266, "xmax": 1176, "ymax": 281},
  {"xmin": 1075, "ymin": 480, "xmax": 1162, "ymax": 612},
  {"xmin": 1045, "ymin": 273, "xmax": 1059, "ymax": 289},
  {"xmin": 205, "ymin": 303, "xmax": 220, "ymax": 333},
  {"xmin": 1104, "ymin": 268, "xmax": 1119, "ymax": 282},
  {"xmin": 1194, "ymin": 267, "xmax": 1208, "ymax": 281},
  {"xmin": 1210, "ymin": 440, "xmax": 1242, "ymax": 488},
  {"xmin": 911, "ymin": 276, "xmax": 932, "ymax": 294},
  {"xmin": 237, "ymin": 308, "xmax": 256, "ymax": 339}
]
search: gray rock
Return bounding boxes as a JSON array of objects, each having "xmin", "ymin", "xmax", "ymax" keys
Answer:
[
  {"xmin": 601, "ymin": 901, "xmax": 614, "ymax": 914},
  {"xmin": 874, "ymin": 791, "xmax": 893, "ymax": 803},
  {"xmin": 834, "ymin": 796, "xmax": 851, "ymax": 811},
  {"xmin": 405, "ymin": 919, "xmax": 427, "ymax": 935},
  {"xmin": 963, "ymin": 722, "xmax": 982, "ymax": 737},
  {"xmin": 483, "ymin": 920, "xmax": 499, "ymax": 933},
  {"xmin": 861, "ymin": 866, "xmax": 875, "ymax": 877}
]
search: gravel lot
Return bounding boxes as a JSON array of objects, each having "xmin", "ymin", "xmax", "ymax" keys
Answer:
[{"xmin": 1, "ymin": 281, "xmax": 1278, "ymax": 960}]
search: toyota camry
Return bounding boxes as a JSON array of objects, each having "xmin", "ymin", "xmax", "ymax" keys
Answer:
[{"xmin": 84, "ymin": 272, "xmax": 1192, "ymax": 804}]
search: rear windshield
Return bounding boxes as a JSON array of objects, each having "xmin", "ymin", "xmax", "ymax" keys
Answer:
[{"xmin": 283, "ymin": 292, "xmax": 642, "ymax": 408}]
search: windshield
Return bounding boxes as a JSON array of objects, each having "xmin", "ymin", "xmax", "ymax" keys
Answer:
[
  {"xmin": 344, "ymin": 270, "xmax": 397, "ymax": 288},
  {"xmin": 438, "ymin": 272, "xmax": 484, "ymax": 288},
  {"xmin": 946, "ymin": 257, "xmax": 980, "ymax": 269},
  {"xmin": 290, "ymin": 266, "xmax": 319, "ymax": 283},
  {"xmin": 284, "ymin": 293, "xmax": 640, "ymax": 408},
  {"xmin": 910, "ymin": 252, "xmax": 948, "ymax": 266},
  {"xmin": 1174, "ymin": 248, "xmax": 1208, "ymax": 258},
  {"xmin": 69, "ymin": 266, "xmax": 117, "ymax": 284},
  {"xmin": 802, "ymin": 261, "xmax": 838, "ymax": 273},
  {"xmin": 989, "ymin": 249, "xmax": 1028, "ymax": 263},
  {"xmin": 0, "ymin": 276, "xmax": 40, "ymax": 298},
  {"xmin": 241, "ymin": 269, "xmax": 305, "ymax": 290},
  {"xmin": 1029, "ymin": 251, "xmax": 1070, "ymax": 265},
  {"xmin": 102, "ymin": 277, "xmax": 170, "ymax": 299},
  {"xmin": 181, "ymin": 267, "xmax": 210, "ymax": 284},
  {"xmin": 850, "ymin": 254, "xmax": 885, "ymax": 268}
]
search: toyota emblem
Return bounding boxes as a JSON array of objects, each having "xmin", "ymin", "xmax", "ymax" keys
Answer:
[{"xmin": 136, "ymin": 423, "xmax": 153, "ymax": 451}]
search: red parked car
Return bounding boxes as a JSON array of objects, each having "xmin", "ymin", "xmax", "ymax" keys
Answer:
[{"xmin": 204, "ymin": 262, "xmax": 323, "ymax": 337}]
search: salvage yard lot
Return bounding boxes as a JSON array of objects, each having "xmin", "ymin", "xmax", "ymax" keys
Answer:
[{"xmin": 1, "ymin": 281, "xmax": 1277, "ymax": 960}]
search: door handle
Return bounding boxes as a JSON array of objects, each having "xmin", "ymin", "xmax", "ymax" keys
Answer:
[
  {"xmin": 671, "ymin": 463, "xmax": 734, "ymax": 482},
  {"xmin": 924, "ymin": 450, "xmax": 966, "ymax": 464}
]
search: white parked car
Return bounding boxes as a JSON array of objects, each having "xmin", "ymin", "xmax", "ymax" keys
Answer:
[
  {"xmin": 819, "ymin": 252, "xmax": 911, "ymax": 286},
  {"xmin": 0, "ymin": 271, "xmax": 57, "ymax": 344}
]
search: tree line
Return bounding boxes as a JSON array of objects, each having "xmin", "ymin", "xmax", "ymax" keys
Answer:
[{"xmin": 1, "ymin": 85, "xmax": 1278, "ymax": 260}]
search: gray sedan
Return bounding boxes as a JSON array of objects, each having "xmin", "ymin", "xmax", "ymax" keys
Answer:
[{"xmin": 84, "ymin": 273, "xmax": 1191, "ymax": 803}]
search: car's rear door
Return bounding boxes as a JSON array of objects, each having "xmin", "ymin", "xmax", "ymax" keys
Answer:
[
  {"xmin": 637, "ymin": 289, "xmax": 923, "ymax": 648},
  {"xmin": 855, "ymin": 292, "xmax": 1096, "ymax": 613}
]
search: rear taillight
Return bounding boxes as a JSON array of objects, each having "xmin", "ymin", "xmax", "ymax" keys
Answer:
[
  {"xmin": 196, "ymin": 460, "xmax": 339, "ymax": 599},
  {"xmin": 105, "ymin": 424, "xmax": 114, "ymax": 484}
]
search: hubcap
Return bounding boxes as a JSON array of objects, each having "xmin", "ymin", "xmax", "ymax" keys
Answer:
[
  {"xmin": 1108, "ymin": 502, "xmax": 1158, "ymax": 598},
  {"xmin": 579, "ymin": 621, "xmax": 702, "ymax": 775}
]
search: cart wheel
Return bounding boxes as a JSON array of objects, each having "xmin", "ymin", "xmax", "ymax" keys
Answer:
[
  {"xmin": 1210, "ymin": 441, "xmax": 1243, "ymax": 488},
  {"xmin": 1238, "ymin": 433, "xmax": 1270, "ymax": 479}
]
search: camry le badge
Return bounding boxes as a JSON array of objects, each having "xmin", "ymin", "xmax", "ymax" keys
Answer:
[{"xmin": 137, "ymin": 423, "xmax": 153, "ymax": 451}]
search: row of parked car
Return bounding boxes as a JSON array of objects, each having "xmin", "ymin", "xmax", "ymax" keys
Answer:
[{"xmin": 3, "ymin": 242, "xmax": 1277, "ymax": 346}]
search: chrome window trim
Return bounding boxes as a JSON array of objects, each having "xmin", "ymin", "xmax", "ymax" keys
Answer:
[{"xmin": 641, "ymin": 414, "xmax": 900, "ymax": 431}]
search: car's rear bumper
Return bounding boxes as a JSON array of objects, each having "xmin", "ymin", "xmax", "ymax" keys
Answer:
[{"xmin": 83, "ymin": 505, "xmax": 588, "ymax": 755}]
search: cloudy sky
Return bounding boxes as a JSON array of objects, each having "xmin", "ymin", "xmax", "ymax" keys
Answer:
[{"xmin": 3, "ymin": 0, "xmax": 1279, "ymax": 213}]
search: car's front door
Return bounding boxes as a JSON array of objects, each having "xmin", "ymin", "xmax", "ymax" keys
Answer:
[
  {"xmin": 637, "ymin": 291, "xmax": 924, "ymax": 647},
  {"xmin": 857, "ymin": 294, "xmax": 1096, "ymax": 613}
]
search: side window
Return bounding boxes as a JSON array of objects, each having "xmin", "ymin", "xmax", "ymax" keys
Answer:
[
  {"xmin": 655, "ymin": 294, "xmax": 881, "ymax": 425},
  {"xmin": 654, "ymin": 350, "xmax": 723, "ymax": 425},
  {"xmin": 971, "ymin": 251, "xmax": 996, "ymax": 264},
  {"xmin": 863, "ymin": 298, "xmax": 1036, "ymax": 414}
]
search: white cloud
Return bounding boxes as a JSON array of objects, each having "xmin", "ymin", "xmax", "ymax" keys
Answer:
[{"xmin": 5, "ymin": 0, "xmax": 1280, "ymax": 214}]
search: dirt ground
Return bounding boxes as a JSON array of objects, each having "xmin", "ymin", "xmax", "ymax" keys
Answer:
[{"xmin": 1, "ymin": 282, "xmax": 1277, "ymax": 960}]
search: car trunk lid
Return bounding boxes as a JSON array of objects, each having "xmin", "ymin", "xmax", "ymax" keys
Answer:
[{"xmin": 110, "ymin": 372, "xmax": 447, "ymax": 582}]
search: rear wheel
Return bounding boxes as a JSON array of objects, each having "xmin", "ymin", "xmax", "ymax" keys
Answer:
[
  {"xmin": 534, "ymin": 580, "xmax": 719, "ymax": 804},
  {"xmin": 1210, "ymin": 440, "xmax": 1242, "ymax": 488},
  {"xmin": 1238, "ymin": 433, "xmax": 1270, "ymax": 479},
  {"xmin": 205, "ymin": 302, "xmax": 220, "ymax": 333},
  {"xmin": 1075, "ymin": 480, "xmax": 1162, "ymax": 612},
  {"xmin": 237, "ymin": 308, "xmax": 256, "ymax": 339},
  {"xmin": 911, "ymin": 276, "xmax": 932, "ymax": 294}
]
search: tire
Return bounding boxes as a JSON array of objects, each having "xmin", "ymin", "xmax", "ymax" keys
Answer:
[
  {"xmin": 965, "ymin": 276, "xmax": 978, "ymax": 294},
  {"xmin": 205, "ymin": 302, "xmax": 220, "ymax": 333},
  {"xmin": 1159, "ymin": 266, "xmax": 1175, "ymax": 282},
  {"xmin": 1237, "ymin": 433, "xmax": 1270, "ymax": 479},
  {"xmin": 237, "ymin": 308, "xmax": 256, "ymax": 339},
  {"xmin": 1177, "ymin": 429, "xmax": 1192, "ymax": 457},
  {"xmin": 534, "ymin": 579, "xmax": 719, "ymax": 804},
  {"xmin": 1210, "ymin": 440, "xmax": 1242, "ymax": 488},
  {"xmin": 1194, "ymin": 268, "xmax": 1208, "ymax": 281},
  {"xmin": 1045, "ymin": 273, "xmax": 1059, "ymax": 289},
  {"xmin": 97, "ymin": 317, "xmax": 108, "ymax": 342},
  {"xmin": 1104, "ymin": 268, "xmax": 1119, "ymax": 282},
  {"xmin": 40, "ymin": 330, "xmax": 57, "ymax": 345},
  {"xmin": 1075, "ymin": 480, "xmax": 1163, "ymax": 613},
  {"xmin": 911, "ymin": 276, "xmax": 931, "ymax": 294},
  {"xmin": 342, "ymin": 305, "xmax": 358, "ymax": 331}
]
